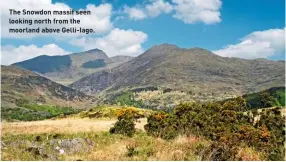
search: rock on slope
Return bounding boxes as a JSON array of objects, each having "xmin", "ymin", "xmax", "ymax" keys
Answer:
[{"xmin": 70, "ymin": 44, "xmax": 285, "ymax": 98}]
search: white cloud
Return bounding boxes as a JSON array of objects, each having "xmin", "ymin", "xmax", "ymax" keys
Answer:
[
  {"xmin": 1, "ymin": 44, "xmax": 69, "ymax": 65},
  {"xmin": 69, "ymin": 28, "xmax": 148, "ymax": 57},
  {"xmin": 122, "ymin": 0, "xmax": 222, "ymax": 24},
  {"xmin": 212, "ymin": 28, "xmax": 285, "ymax": 59},
  {"xmin": 0, "ymin": 0, "xmax": 113, "ymax": 38},
  {"xmin": 123, "ymin": 0, "xmax": 173, "ymax": 20},
  {"xmin": 145, "ymin": 0, "xmax": 173, "ymax": 17},
  {"xmin": 123, "ymin": 6, "xmax": 147, "ymax": 20},
  {"xmin": 172, "ymin": 0, "xmax": 222, "ymax": 24}
]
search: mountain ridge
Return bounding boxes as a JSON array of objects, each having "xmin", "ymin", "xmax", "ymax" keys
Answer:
[
  {"xmin": 70, "ymin": 44, "xmax": 285, "ymax": 101},
  {"xmin": 12, "ymin": 49, "xmax": 134, "ymax": 84},
  {"xmin": 1, "ymin": 65, "xmax": 95, "ymax": 109}
]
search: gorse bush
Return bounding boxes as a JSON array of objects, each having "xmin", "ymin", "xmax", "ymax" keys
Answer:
[
  {"xmin": 144, "ymin": 97, "xmax": 285, "ymax": 160},
  {"xmin": 109, "ymin": 119, "xmax": 135, "ymax": 137},
  {"xmin": 115, "ymin": 108, "xmax": 145, "ymax": 120},
  {"xmin": 144, "ymin": 111, "xmax": 178, "ymax": 140},
  {"xmin": 253, "ymin": 107, "xmax": 285, "ymax": 160},
  {"xmin": 110, "ymin": 108, "xmax": 143, "ymax": 137}
]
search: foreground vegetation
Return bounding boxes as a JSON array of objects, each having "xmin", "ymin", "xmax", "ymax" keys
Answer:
[
  {"xmin": 2, "ymin": 131, "xmax": 212, "ymax": 161},
  {"xmin": 1, "ymin": 95, "xmax": 285, "ymax": 160},
  {"xmin": 143, "ymin": 100, "xmax": 285, "ymax": 160},
  {"xmin": 108, "ymin": 97, "xmax": 285, "ymax": 160}
]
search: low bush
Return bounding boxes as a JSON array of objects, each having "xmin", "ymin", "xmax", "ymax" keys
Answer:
[
  {"xmin": 109, "ymin": 119, "xmax": 135, "ymax": 137},
  {"xmin": 109, "ymin": 108, "xmax": 143, "ymax": 137},
  {"xmin": 144, "ymin": 98, "xmax": 285, "ymax": 160}
]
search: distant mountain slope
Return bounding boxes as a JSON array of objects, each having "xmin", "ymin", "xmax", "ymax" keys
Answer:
[
  {"xmin": 13, "ymin": 55, "xmax": 72, "ymax": 74},
  {"xmin": 12, "ymin": 49, "xmax": 133, "ymax": 84},
  {"xmin": 70, "ymin": 49, "xmax": 110, "ymax": 67},
  {"xmin": 1, "ymin": 66, "xmax": 95, "ymax": 109},
  {"xmin": 110, "ymin": 56, "xmax": 133, "ymax": 63},
  {"xmin": 70, "ymin": 44, "xmax": 285, "ymax": 100}
]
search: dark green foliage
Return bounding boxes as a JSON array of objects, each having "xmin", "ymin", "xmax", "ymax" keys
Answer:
[
  {"xmin": 243, "ymin": 87, "xmax": 285, "ymax": 109},
  {"xmin": 109, "ymin": 119, "xmax": 135, "ymax": 137},
  {"xmin": 144, "ymin": 112, "xmax": 178, "ymax": 140},
  {"xmin": 109, "ymin": 108, "xmax": 141, "ymax": 137},
  {"xmin": 260, "ymin": 92, "xmax": 277, "ymax": 108},
  {"xmin": 13, "ymin": 55, "xmax": 72, "ymax": 73},
  {"xmin": 20, "ymin": 104, "xmax": 78, "ymax": 115},
  {"xmin": 1, "ymin": 107, "xmax": 51, "ymax": 121},
  {"xmin": 81, "ymin": 59, "xmax": 105, "ymax": 68},
  {"xmin": 144, "ymin": 98, "xmax": 285, "ymax": 160},
  {"xmin": 115, "ymin": 92, "xmax": 145, "ymax": 108},
  {"xmin": 2, "ymin": 104, "xmax": 79, "ymax": 121}
]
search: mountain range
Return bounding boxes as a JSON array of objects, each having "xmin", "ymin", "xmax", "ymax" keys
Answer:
[
  {"xmin": 70, "ymin": 44, "xmax": 284, "ymax": 98},
  {"xmin": 13, "ymin": 49, "xmax": 133, "ymax": 85},
  {"xmin": 5, "ymin": 43, "xmax": 285, "ymax": 109}
]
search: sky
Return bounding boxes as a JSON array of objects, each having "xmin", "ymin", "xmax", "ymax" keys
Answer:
[{"xmin": 1, "ymin": 0, "xmax": 285, "ymax": 65}]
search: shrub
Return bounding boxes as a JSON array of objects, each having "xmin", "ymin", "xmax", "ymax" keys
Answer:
[
  {"xmin": 109, "ymin": 108, "xmax": 142, "ymax": 137},
  {"xmin": 144, "ymin": 111, "xmax": 179, "ymax": 140},
  {"xmin": 109, "ymin": 119, "xmax": 135, "ymax": 137},
  {"xmin": 144, "ymin": 98, "xmax": 285, "ymax": 160}
]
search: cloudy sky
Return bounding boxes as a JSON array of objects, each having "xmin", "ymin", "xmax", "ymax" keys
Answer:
[{"xmin": 1, "ymin": 0, "xmax": 285, "ymax": 65}]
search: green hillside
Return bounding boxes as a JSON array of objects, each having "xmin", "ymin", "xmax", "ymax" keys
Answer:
[
  {"xmin": 243, "ymin": 87, "xmax": 285, "ymax": 109},
  {"xmin": 2, "ymin": 104, "xmax": 79, "ymax": 121}
]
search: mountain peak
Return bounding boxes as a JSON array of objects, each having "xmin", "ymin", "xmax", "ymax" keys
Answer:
[
  {"xmin": 85, "ymin": 48, "xmax": 103, "ymax": 53},
  {"xmin": 150, "ymin": 43, "xmax": 179, "ymax": 50},
  {"xmin": 187, "ymin": 47, "xmax": 215, "ymax": 55}
]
